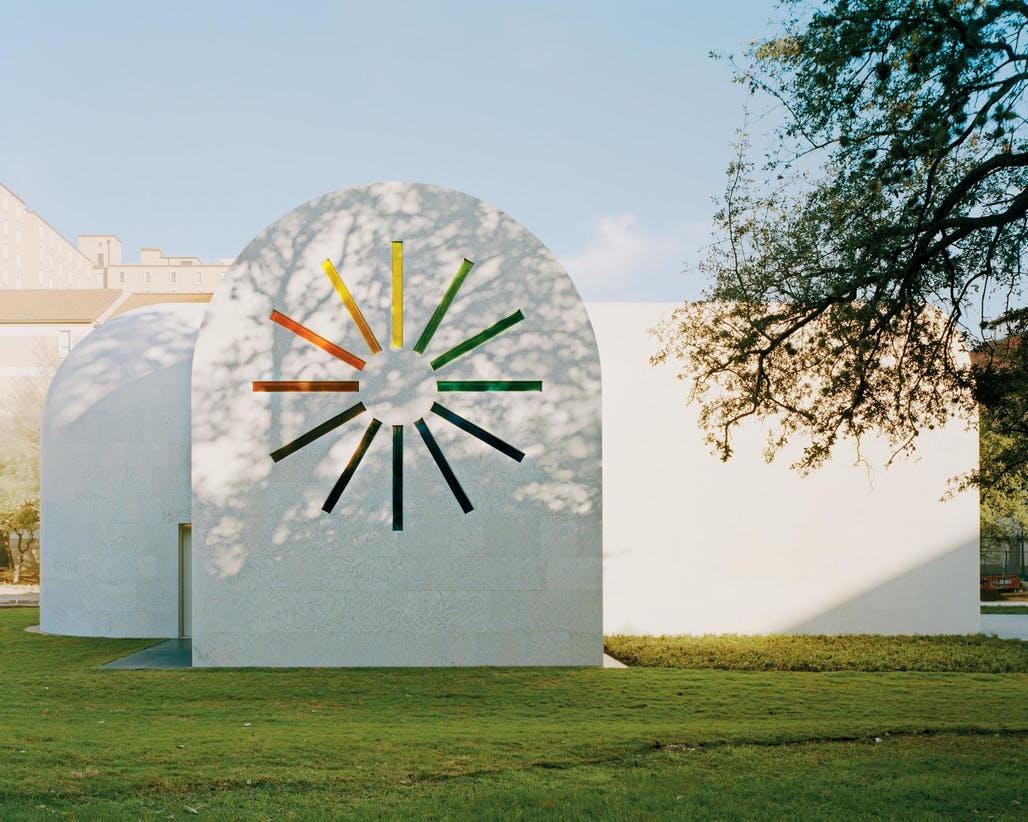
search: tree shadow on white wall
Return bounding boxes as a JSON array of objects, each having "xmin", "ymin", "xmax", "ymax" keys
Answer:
[{"xmin": 192, "ymin": 183, "xmax": 602, "ymax": 585}]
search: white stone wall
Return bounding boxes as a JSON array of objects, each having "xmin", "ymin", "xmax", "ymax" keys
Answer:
[
  {"xmin": 36, "ymin": 235, "xmax": 981, "ymax": 645},
  {"xmin": 191, "ymin": 183, "xmax": 603, "ymax": 666},
  {"xmin": 40, "ymin": 303, "xmax": 205, "ymax": 637},
  {"xmin": 592, "ymin": 303, "xmax": 981, "ymax": 636}
]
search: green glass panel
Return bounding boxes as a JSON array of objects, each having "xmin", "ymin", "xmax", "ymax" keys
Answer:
[
  {"xmin": 436, "ymin": 380, "xmax": 542, "ymax": 392},
  {"xmin": 413, "ymin": 258, "xmax": 474, "ymax": 354},
  {"xmin": 392, "ymin": 424, "xmax": 403, "ymax": 532},
  {"xmin": 430, "ymin": 402, "xmax": 525, "ymax": 462},
  {"xmin": 414, "ymin": 418, "xmax": 473, "ymax": 513},
  {"xmin": 429, "ymin": 310, "xmax": 524, "ymax": 371}
]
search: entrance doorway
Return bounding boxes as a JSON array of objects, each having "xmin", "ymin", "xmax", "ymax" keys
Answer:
[{"xmin": 178, "ymin": 524, "xmax": 191, "ymax": 638}]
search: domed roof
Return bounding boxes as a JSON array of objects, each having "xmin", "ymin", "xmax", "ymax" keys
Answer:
[
  {"xmin": 45, "ymin": 303, "xmax": 206, "ymax": 430},
  {"xmin": 40, "ymin": 302, "xmax": 206, "ymax": 638}
]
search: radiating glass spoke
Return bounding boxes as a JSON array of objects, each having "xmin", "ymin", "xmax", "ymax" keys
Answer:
[
  {"xmin": 413, "ymin": 258, "xmax": 474, "ymax": 354},
  {"xmin": 321, "ymin": 258, "xmax": 382, "ymax": 354},
  {"xmin": 436, "ymin": 380, "xmax": 542, "ymax": 392},
  {"xmin": 270, "ymin": 402, "xmax": 366, "ymax": 462},
  {"xmin": 322, "ymin": 418, "xmax": 383, "ymax": 513},
  {"xmin": 392, "ymin": 424, "xmax": 403, "ymax": 531},
  {"xmin": 269, "ymin": 309, "xmax": 366, "ymax": 370},
  {"xmin": 430, "ymin": 402, "xmax": 525, "ymax": 462},
  {"xmin": 253, "ymin": 381, "xmax": 359, "ymax": 392},
  {"xmin": 258, "ymin": 241, "xmax": 542, "ymax": 527},
  {"xmin": 392, "ymin": 241, "xmax": 403, "ymax": 349},
  {"xmin": 414, "ymin": 418, "xmax": 473, "ymax": 513},
  {"xmin": 430, "ymin": 310, "xmax": 525, "ymax": 370}
]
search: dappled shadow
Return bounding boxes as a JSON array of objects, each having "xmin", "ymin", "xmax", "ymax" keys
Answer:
[{"xmin": 191, "ymin": 183, "xmax": 602, "ymax": 665}]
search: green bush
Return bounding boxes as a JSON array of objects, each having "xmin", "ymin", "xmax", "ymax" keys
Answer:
[{"xmin": 604, "ymin": 634, "xmax": 1028, "ymax": 673}]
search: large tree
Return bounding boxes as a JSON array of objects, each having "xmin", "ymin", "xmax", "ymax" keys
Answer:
[{"xmin": 654, "ymin": 0, "xmax": 1028, "ymax": 490}]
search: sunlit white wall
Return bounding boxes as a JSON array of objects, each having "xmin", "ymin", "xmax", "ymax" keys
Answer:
[
  {"xmin": 592, "ymin": 302, "xmax": 980, "ymax": 636},
  {"xmin": 191, "ymin": 183, "xmax": 603, "ymax": 666},
  {"xmin": 39, "ymin": 304, "xmax": 204, "ymax": 637}
]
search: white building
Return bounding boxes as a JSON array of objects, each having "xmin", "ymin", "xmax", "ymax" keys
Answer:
[{"xmin": 39, "ymin": 183, "xmax": 981, "ymax": 665}]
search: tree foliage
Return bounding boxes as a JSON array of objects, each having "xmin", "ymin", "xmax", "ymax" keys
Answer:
[
  {"xmin": 0, "ymin": 372, "xmax": 46, "ymax": 581},
  {"xmin": 654, "ymin": 0, "xmax": 1028, "ymax": 483}
]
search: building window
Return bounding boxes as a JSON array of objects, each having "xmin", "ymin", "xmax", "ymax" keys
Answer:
[
  {"xmin": 98, "ymin": 252, "xmax": 104, "ymax": 267},
  {"xmin": 195, "ymin": 270, "xmax": 202, "ymax": 285},
  {"xmin": 144, "ymin": 270, "xmax": 151, "ymax": 285},
  {"xmin": 118, "ymin": 271, "xmax": 125, "ymax": 285},
  {"xmin": 170, "ymin": 270, "xmax": 177, "ymax": 285},
  {"xmin": 58, "ymin": 330, "xmax": 71, "ymax": 359}
]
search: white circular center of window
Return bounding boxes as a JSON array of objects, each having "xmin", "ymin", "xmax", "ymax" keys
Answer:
[{"xmin": 360, "ymin": 348, "xmax": 436, "ymax": 425}]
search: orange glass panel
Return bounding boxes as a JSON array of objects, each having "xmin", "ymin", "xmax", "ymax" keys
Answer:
[
  {"xmin": 269, "ymin": 310, "xmax": 365, "ymax": 370},
  {"xmin": 252, "ymin": 381, "xmax": 359, "ymax": 392}
]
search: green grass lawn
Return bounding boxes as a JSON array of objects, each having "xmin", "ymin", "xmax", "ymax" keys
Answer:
[{"xmin": 2, "ymin": 608, "xmax": 1026, "ymax": 820}]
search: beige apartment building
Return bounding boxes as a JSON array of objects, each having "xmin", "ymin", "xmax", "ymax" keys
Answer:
[
  {"xmin": 77, "ymin": 236, "xmax": 231, "ymax": 292},
  {"xmin": 0, "ymin": 178, "xmax": 224, "ymax": 410},
  {"xmin": 2, "ymin": 180, "xmax": 232, "ymax": 294},
  {"xmin": 0, "ymin": 289, "xmax": 124, "ymax": 380},
  {"xmin": 0, "ymin": 182, "xmax": 97, "ymax": 289}
]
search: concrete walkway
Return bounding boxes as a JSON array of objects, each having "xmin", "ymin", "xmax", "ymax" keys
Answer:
[
  {"xmin": 101, "ymin": 639, "xmax": 192, "ymax": 669},
  {"xmin": 97, "ymin": 640, "xmax": 624, "ymax": 670},
  {"xmin": 980, "ymin": 613, "xmax": 1028, "ymax": 641},
  {"xmin": 0, "ymin": 593, "xmax": 39, "ymax": 607}
]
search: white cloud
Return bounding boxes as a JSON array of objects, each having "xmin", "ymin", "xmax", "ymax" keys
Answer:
[{"xmin": 561, "ymin": 214, "xmax": 711, "ymax": 300}]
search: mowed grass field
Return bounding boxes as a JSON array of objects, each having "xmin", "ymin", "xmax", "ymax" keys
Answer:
[{"xmin": 1, "ymin": 608, "xmax": 1026, "ymax": 820}]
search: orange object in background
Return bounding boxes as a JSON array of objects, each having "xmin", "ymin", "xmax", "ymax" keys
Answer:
[{"xmin": 981, "ymin": 575, "xmax": 1023, "ymax": 591}]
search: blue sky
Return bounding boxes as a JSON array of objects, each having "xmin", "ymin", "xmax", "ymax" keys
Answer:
[{"xmin": 2, "ymin": 0, "xmax": 780, "ymax": 300}]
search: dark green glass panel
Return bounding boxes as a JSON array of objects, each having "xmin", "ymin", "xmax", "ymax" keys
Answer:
[
  {"xmin": 429, "ymin": 309, "xmax": 525, "ymax": 370},
  {"xmin": 392, "ymin": 424, "xmax": 403, "ymax": 532},
  {"xmin": 322, "ymin": 418, "xmax": 382, "ymax": 513},
  {"xmin": 430, "ymin": 402, "xmax": 525, "ymax": 462},
  {"xmin": 270, "ymin": 402, "xmax": 366, "ymax": 462},
  {"xmin": 414, "ymin": 418, "xmax": 473, "ymax": 514},
  {"xmin": 413, "ymin": 258, "xmax": 474, "ymax": 354},
  {"xmin": 436, "ymin": 380, "xmax": 542, "ymax": 392}
]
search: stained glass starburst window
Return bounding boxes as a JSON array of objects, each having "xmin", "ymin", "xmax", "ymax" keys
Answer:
[{"xmin": 252, "ymin": 242, "xmax": 541, "ymax": 530}]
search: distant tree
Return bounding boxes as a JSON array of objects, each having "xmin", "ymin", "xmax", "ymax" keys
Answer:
[
  {"xmin": 0, "ymin": 500, "xmax": 39, "ymax": 584},
  {"xmin": 971, "ymin": 322, "xmax": 1028, "ymax": 569},
  {"xmin": 654, "ymin": 0, "xmax": 1028, "ymax": 483},
  {"xmin": 0, "ymin": 365, "xmax": 48, "ymax": 583}
]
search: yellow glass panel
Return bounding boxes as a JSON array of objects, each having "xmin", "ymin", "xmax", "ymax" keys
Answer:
[
  {"xmin": 392, "ymin": 241, "xmax": 403, "ymax": 349},
  {"xmin": 321, "ymin": 259, "xmax": 382, "ymax": 354}
]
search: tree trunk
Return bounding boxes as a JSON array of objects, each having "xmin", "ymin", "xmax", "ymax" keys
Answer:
[{"xmin": 10, "ymin": 534, "xmax": 22, "ymax": 584}]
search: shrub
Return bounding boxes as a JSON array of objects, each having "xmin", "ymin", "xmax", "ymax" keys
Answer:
[{"xmin": 603, "ymin": 634, "xmax": 1028, "ymax": 673}]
